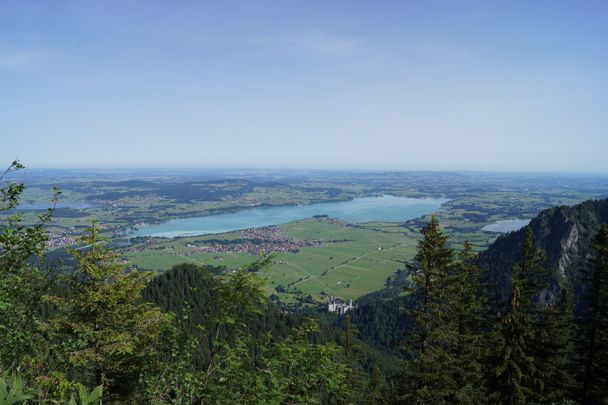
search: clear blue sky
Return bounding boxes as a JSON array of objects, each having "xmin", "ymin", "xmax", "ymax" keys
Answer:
[{"xmin": 1, "ymin": 1, "xmax": 607, "ymax": 171}]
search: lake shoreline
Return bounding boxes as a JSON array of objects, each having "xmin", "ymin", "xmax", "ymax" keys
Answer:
[{"xmin": 130, "ymin": 195, "xmax": 449, "ymax": 238}]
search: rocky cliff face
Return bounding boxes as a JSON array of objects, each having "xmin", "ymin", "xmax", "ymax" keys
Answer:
[{"xmin": 477, "ymin": 199, "xmax": 608, "ymax": 309}]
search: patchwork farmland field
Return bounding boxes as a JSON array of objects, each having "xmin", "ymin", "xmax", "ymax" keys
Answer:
[
  {"xmin": 23, "ymin": 170, "xmax": 608, "ymax": 303},
  {"xmin": 124, "ymin": 218, "xmax": 420, "ymax": 302}
]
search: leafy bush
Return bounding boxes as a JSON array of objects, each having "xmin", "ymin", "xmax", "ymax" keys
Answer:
[{"xmin": 0, "ymin": 372, "xmax": 36, "ymax": 405}]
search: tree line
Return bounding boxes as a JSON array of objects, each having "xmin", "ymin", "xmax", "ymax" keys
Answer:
[
  {"xmin": 2, "ymin": 160, "xmax": 607, "ymax": 404},
  {"xmin": 391, "ymin": 216, "xmax": 608, "ymax": 404},
  {"xmin": 1, "ymin": 161, "xmax": 355, "ymax": 404}
]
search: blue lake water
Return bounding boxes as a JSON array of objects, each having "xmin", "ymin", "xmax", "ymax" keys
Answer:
[
  {"xmin": 482, "ymin": 219, "xmax": 530, "ymax": 233},
  {"xmin": 131, "ymin": 195, "xmax": 449, "ymax": 238}
]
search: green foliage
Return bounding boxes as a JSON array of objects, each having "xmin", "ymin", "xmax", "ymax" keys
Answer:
[
  {"xmin": 139, "ymin": 323, "xmax": 205, "ymax": 404},
  {"xmin": 365, "ymin": 366, "xmax": 384, "ymax": 405},
  {"xmin": 42, "ymin": 220, "xmax": 172, "ymax": 401},
  {"xmin": 533, "ymin": 288, "xmax": 576, "ymax": 403},
  {"xmin": 488, "ymin": 283, "xmax": 536, "ymax": 405},
  {"xmin": 3, "ymin": 160, "xmax": 608, "ymax": 403},
  {"xmin": 404, "ymin": 216, "xmax": 455, "ymax": 356},
  {"xmin": 0, "ymin": 370, "xmax": 102, "ymax": 405},
  {"xmin": 337, "ymin": 314, "xmax": 366, "ymax": 404},
  {"xmin": 0, "ymin": 160, "xmax": 59, "ymax": 371},
  {"xmin": 450, "ymin": 241, "xmax": 488, "ymax": 403},
  {"xmin": 265, "ymin": 320, "xmax": 353, "ymax": 404},
  {"xmin": 349, "ymin": 269, "xmax": 411, "ymax": 357},
  {"xmin": 33, "ymin": 371, "xmax": 83, "ymax": 403},
  {"xmin": 142, "ymin": 259, "xmax": 353, "ymax": 404},
  {"xmin": 0, "ymin": 372, "xmax": 36, "ymax": 405},
  {"xmin": 576, "ymin": 224, "xmax": 608, "ymax": 405},
  {"xmin": 478, "ymin": 198, "xmax": 608, "ymax": 312},
  {"xmin": 201, "ymin": 320, "xmax": 352, "ymax": 404},
  {"xmin": 487, "ymin": 228, "xmax": 543, "ymax": 404},
  {"xmin": 68, "ymin": 385, "xmax": 102, "ymax": 405},
  {"xmin": 397, "ymin": 215, "xmax": 461, "ymax": 403},
  {"xmin": 140, "ymin": 260, "xmax": 292, "ymax": 403}
]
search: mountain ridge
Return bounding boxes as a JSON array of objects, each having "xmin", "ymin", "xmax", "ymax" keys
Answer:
[{"xmin": 477, "ymin": 198, "xmax": 608, "ymax": 308}]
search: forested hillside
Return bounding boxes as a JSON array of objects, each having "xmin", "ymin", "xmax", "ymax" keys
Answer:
[
  {"xmin": 478, "ymin": 198, "xmax": 608, "ymax": 309},
  {"xmin": 141, "ymin": 262, "xmax": 304, "ymax": 369},
  {"xmin": 1, "ymin": 162, "xmax": 607, "ymax": 404},
  {"xmin": 0, "ymin": 162, "xmax": 357, "ymax": 404}
]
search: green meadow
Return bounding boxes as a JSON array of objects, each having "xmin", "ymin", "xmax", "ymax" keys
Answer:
[{"xmin": 124, "ymin": 218, "xmax": 420, "ymax": 302}]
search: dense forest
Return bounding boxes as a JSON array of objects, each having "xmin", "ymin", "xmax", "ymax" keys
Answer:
[{"xmin": 2, "ymin": 161, "xmax": 608, "ymax": 404}]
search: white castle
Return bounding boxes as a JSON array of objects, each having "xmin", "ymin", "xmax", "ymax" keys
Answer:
[{"xmin": 327, "ymin": 296, "xmax": 354, "ymax": 315}]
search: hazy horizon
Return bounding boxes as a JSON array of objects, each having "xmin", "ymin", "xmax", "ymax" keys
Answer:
[
  {"xmin": 18, "ymin": 165, "xmax": 608, "ymax": 176},
  {"xmin": 14, "ymin": 163, "xmax": 608, "ymax": 175},
  {"xmin": 2, "ymin": 1, "xmax": 607, "ymax": 172}
]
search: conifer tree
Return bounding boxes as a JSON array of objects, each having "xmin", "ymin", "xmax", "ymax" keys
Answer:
[
  {"xmin": 488, "ymin": 228, "xmax": 541, "ymax": 405},
  {"xmin": 576, "ymin": 224, "xmax": 608, "ymax": 405},
  {"xmin": 451, "ymin": 241, "xmax": 488, "ymax": 403},
  {"xmin": 490, "ymin": 283, "xmax": 535, "ymax": 405},
  {"xmin": 339, "ymin": 312, "xmax": 366, "ymax": 404},
  {"xmin": 340, "ymin": 313, "xmax": 360, "ymax": 357},
  {"xmin": 518, "ymin": 228, "xmax": 549, "ymax": 306},
  {"xmin": 534, "ymin": 288, "xmax": 576, "ymax": 403},
  {"xmin": 397, "ymin": 215, "xmax": 458, "ymax": 403},
  {"xmin": 43, "ymin": 221, "xmax": 172, "ymax": 401},
  {"xmin": 366, "ymin": 366, "xmax": 384, "ymax": 405},
  {"xmin": 142, "ymin": 265, "xmax": 354, "ymax": 404}
]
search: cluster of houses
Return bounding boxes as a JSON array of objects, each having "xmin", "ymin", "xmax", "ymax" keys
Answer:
[{"xmin": 176, "ymin": 226, "xmax": 322, "ymax": 256}]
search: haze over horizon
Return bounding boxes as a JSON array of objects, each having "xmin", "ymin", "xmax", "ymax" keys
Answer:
[{"xmin": 2, "ymin": 1, "xmax": 607, "ymax": 172}]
